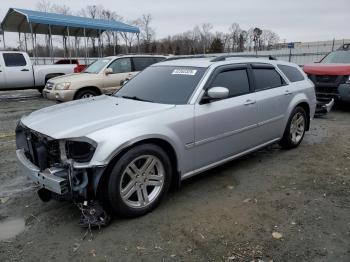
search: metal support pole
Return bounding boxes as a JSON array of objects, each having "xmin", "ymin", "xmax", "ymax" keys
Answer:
[
  {"xmin": 48, "ymin": 25, "xmax": 53, "ymax": 63},
  {"xmin": 137, "ymin": 33, "xmax": 140, "ymax": 53},
  {"xmin": 34, "ymin": 33, "xmax": 40, "ymax": 64},
  {"xmin": 67, "ymin": 27, "xmax": 72, "ymax": 63},
  {"xmin": 29, "ymin": 23, "xmax": 36, "ymax": 64},
  {"xmin": 100, "ymin": 31, "xmax": 104, "ymax": 57},
  {"xmin": 113, "ymin": 32, "xmax": 116, "ymax": 55},
  {"xmin": 288, "ymin": 48, "xmax": 292, "ymax": 62},
  {"xmin": 98, "ymin": 30, "xmax": 101, "ymax": 57},
  {"xmin": 18, "ymin": 32, "xmax": 21, "ymax": 50},
  {"xmin": 75, "ymin": 36, "xmax": 78, "ymax": 58},
  {"xmin": 24, "ymin": 33, "xmax": 28, "ymax": 52},
  {"xmin": 2, "ymin": 29, "xmax": 6, "ymax": 49},
  {"xmin": 83, "ymin": 28, "xmax": 88, "ymax": 65}
]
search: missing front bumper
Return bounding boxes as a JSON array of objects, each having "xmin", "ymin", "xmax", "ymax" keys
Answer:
[
  {"xmin": 16, "ymin": 149, "xmax": 69, "ymax": 195},
  {"xmin": 315, "ymin": 98, "xmax": 334, "ymax": 117}
]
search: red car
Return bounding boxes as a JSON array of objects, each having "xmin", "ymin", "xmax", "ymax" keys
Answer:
[
  {"xmin": 303, "ymin": 44, "xmax": 350, "ymax": 103},
  {"xmin": 54, "ymin": 59, "xmax": 87, "ymax": 73}
]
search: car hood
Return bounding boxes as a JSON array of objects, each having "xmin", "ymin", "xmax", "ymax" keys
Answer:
[
  {"xmin": 303, "ymin": 63, "xmax": 350, "ymax": 75},
  {"xmin": 21, "ymin": 95, "xmax": 175, "ymax": 139},
  {"xmin": 49, "ymin": 73, "xmax": 100, "ymax": 83}
]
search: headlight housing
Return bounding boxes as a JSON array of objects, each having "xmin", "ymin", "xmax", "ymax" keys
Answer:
[
  {"xmin": 65, "ymin": 140, "xmax": 96, "ymax": 163},
  {"xmin": 346, "ymin": 76, "xmax": 350, "ymax": 84},
  {"xmin": 55, "ymin": 82, "xmax": 71, "ymax": 90}
]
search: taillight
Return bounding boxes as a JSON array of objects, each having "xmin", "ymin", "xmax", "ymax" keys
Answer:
[{"xmin": 74, "ymin": 66, "xmax": 79, "ymax": 73}]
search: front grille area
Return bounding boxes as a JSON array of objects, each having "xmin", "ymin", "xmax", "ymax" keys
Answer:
[
  {"xmin": 315, "ymin": 75, "xmax": 338, "ymax": 84},
  {"xmin": 16, "ymin": 125, "xmax": 61, "ymax": 170},
  {"xmin": 307, "ymin": 74, "xmax": 347, "ymax": 98}
]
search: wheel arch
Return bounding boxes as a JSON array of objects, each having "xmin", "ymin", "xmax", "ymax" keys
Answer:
[
  {"xmin": 45, "ymin": 73, "xmax": 64, "ymax": 83},
  {"xmin": 95, "ymin": 137, "xmax": 181, "ymax": 199},
  {"xmin": 74, "ymin": 86, "xmax": 102, "ymax": 99},
  {"xmin": 286, "ymin": 93, "xmax": 311, "ymax": 131},
  {"xmin": 295, "ymin": 101, "xmax": 310, "ymax": 131}
]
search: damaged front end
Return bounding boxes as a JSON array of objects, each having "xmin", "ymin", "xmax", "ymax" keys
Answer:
[{"xmin": 15, "ymin": 122, "xmax": 106, "ymax": 202}]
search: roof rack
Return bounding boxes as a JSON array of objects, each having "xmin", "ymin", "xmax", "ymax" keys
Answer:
[
  {"xmin": 165, "ymin": 55, "xmax": 216, "ymax": 61},
  {"xmin": 210, "ymin": 54, "xmax": 277, "ymax": 62}
]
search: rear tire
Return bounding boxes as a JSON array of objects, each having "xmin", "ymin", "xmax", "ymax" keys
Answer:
[
  {"xmin": 106, "ymin": 144, "xmax": 172, "ymax": 218},
  {"xmin": 37, "ymin": 87, "xmax": 44, "ymax": 94},
  {"xmin": 75, "ymin": 89, "xmax": 99, "ymax": 99},
  {"xmin": 279, "ymin": 106, "xmax": 307, "ymax": 149}
]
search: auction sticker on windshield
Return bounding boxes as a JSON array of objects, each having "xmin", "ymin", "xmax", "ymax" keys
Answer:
[{"xmin": 172, "ymin": 69, "xmax": 197, "ymax": 75}]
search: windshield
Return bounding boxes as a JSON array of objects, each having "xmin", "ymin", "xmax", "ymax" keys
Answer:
[
  {"xmin": 321, "ymin": 51, "xmax": 350, "ymax": 63},
  {"xmin": 84, "ymin": 58, "xmax": 111, "ymax": 73},
  {"xmin": 114, "ymin": 66, "xmax": 206, "ymax": 105}
]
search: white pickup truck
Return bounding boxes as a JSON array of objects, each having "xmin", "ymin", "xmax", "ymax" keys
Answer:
[{"xmin": 0, "ymin": 51, "xmax": 76, "ymax": 93}]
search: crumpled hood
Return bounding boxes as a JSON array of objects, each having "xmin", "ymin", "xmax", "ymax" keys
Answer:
[
  {"xmin": 49, "ymin": 73, "xmax": 99, "ymax": 83},
  {"xmin": 303, "ymin": 63, "xmax": 350, "ymax": 75},
  {"xmin": 21, "ymin": 95, "xmax": 175, "ymax": 139}
]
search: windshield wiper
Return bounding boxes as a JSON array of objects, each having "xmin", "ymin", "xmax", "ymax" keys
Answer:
[{"xmin": 120, "ymin": 95, "xmax": 153, "ymax": 103}]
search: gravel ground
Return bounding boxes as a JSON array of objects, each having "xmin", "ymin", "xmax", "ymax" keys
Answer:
[{"xmin": 0, "ymin": 90, "xmax": 349, "ymax": 262}]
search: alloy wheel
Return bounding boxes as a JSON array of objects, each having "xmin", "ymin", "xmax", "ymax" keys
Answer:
[{"xmin": 119, "ymin": 155, "xmax": 165, "ymax": 208}]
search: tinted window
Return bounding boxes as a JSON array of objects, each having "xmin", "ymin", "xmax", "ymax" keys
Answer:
[
  {"xmin": 55, "ymin": 59, "xmax": 78, "ymax": 65},
  {"xmin": 108, "ymin": 58, "xmax": 132, "ymax": 74},
  {"xmin": 321, "ymin": 51, "xmax": 350, "ymax": 63},
  {"xmin": 3, "ymin": 53, "xmax": 27, "ymax": 67},
  {"xmin": 84, "ymin": 58, "xmax": 111, "ymax": 74},
  {"xmin": 154, "ymin": 57, "xmax": 166, "ymax": 63},
  {"xmin": 253, "ymin": 69, "xmax": 284, "ymax": 91},
  {"xmin": 115, "ymin": 66, "xmax": 206, "ymax": 105},
  {"xmin": 277, "ymin": 64, "xmax": 304, "ymax": 82},
  {"xmin": 133, "ymin": 57, "xmax": 154, "ymax": 71},
  {"xmin": 210, "ymin": 69, "xmax": 250, "ymax": 98}
]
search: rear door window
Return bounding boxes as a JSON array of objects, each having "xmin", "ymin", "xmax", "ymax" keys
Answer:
[
  {"xmin": 3, "ymin": 53, "xmax": 27, "ymax": 67},
  {"xmin": 108, "ymin": 58, "xmax": 132, "ymax": 74},
  {"xmin": 277, "ymin": 64, "xmax": 305, "ymax": 82},
  {"xmin": 253, "ymin": 68, "xmax": 285, "ymax": 91},
  {"xmin": 209, "ymin": 69, "xmax": 250, "ymax": 98},
  {"xmin": 133, "ymin": 57, "xmax": 155, "ymax": 71}
]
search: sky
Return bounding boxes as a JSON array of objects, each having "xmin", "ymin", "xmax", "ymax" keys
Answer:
[{"xmin": 0, "ymin": 0, "xmax": 349, "ymax": 47}]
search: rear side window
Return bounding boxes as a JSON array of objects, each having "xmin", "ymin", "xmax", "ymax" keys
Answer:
[
  {"xmin": 154, "ymin": 57, "xmax": 166, "ymax": 63},
  {"xmin": 133, "ymin": 57, "xmax": 155, "ymax": 71},
  {"xmin": 253, "ymin": 69, "xmax": 284, "ymax": 91},
  {"xmin": 108, "ymin": 58, "xmax": 132, "ymax": 74},
  {"xmin": 210, "ymin": 69, "xmax": 250, "ymax": 98},
  {"xmin": 277, "ymin": 64, "xmax": 305, "ymax": 82},
  {"xmin": 3, "ymin": 53, "xmax": 27, "ymax": 67}
]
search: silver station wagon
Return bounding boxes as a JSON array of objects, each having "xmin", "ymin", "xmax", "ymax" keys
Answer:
[{"xmin": 16, "ymin": 56, "xmax": 316, "ymax": 217}]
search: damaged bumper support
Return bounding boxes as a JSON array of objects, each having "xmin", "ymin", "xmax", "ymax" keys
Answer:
[
  {"xmin": 16, "ymin": 149, "xmax": 69, "ymax": 195},
  {"xmin": 17, "ymin": 147, "xmax": 106, "ymax": 198},
  {"xmin": 315, "ymin": 98, "xmax": 335, "ymax": 116},
  {"xmin": 15, "ymin": 124, "xmax": 107, "ymax": 199}
]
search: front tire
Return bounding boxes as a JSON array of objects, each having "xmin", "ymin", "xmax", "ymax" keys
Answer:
[
  {"xmin": 279, "ymin": 106, "xmax": 307, "ymax": 149},
  {"xmin": 75, "ymin": 89, "xmax": 99, "ymax": 99},
  {"xmin": 106, "ymin": 144, "xmax": 172, "ymax": 218}
]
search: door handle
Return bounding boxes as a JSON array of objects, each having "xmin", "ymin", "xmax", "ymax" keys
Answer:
[
  {"xmin": 21, "ymin": 69, "xmax": 29, "ymax": 72},
  {"xmin": 244, "ymin": 99, "xmax": 256, "ymax": 105},
  {"xmin": 285, "ymin": 90, "xmax": 293, "ymax": 95}
]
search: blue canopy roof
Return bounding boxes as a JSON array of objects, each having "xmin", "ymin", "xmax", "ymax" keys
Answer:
[{"xmin": 1, "ymin": 8, "xmax": 140, "ymax": 37}]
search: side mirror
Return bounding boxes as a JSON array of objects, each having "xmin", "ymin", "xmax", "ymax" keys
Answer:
[
  {"xmin": 104, "ymin": 68, "xmax": 113, "ymax": 75},
  {"xmin": 207, "ymin": 86, "xmax": 229, "ymax": 99},
  {"xmin": 120, "ymin": 78, "xmax": 129, "ymax": 86}
]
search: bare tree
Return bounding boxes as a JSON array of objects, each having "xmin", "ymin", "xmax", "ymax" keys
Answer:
[
  {"xmin": 79, "ymin": 5, "xmax": 103, "ymax": 56},
  {"xmin": 253, "ymin": 27, "xmax": 263, "ymax": 51},
  {"xmin": 229, "ymin": 23, "xmax": 241, "ymax": 52},
  {"xmin": 136, "ymin": 14, "xmax": 155, "ymax": 53}
]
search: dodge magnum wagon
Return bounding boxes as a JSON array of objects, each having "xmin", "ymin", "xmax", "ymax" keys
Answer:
[{"xmin": 16, "ymin": 56, "xmax": 316, "ymax": 217}]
